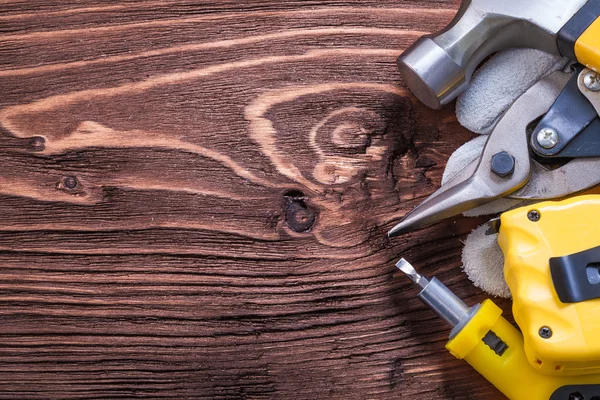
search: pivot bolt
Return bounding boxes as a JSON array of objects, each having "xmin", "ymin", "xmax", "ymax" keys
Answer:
[
  {"xmin": 584, "ymin": 70, "xmax": 600, "ymax": 92},
  {"xmin": 537, "ymin": 128, "xmax": 559, "ymax": 149},
  {"xmin": 490, "ymin": 151, "xmax": 515, "ymax": 178},
  {"xmin": 539, "ymin": 326, "xmax": 553, "ymax": 339}
]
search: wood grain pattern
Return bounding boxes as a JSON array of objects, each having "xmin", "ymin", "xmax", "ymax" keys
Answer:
[{"xmin": 0, "ymin": 1, "xmax": 512, "ymax": 398}]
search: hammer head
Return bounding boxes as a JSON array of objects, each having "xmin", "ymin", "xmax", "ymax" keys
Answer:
[
  {"xmin": 398, "ymin": 37, "xmax": 467, "ymax": 110},
  {"xmin": 398, "ymin": 0, "xmax": 589, "ymax": 109}
]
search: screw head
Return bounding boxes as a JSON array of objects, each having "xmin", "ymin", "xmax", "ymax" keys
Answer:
[
  {"xmin": 537, "ymin": 128, "xmax": 559, "ymax": 149},
  {"xmin": 528, "ymin": 210, "xmax": 541, "ymax": 222},
  {"xmin": 539, "ymin": 326, "xmax": 553, "ymax": 339},
  {"xmin": 584, "ymin": 70, "xmax": 600, "ymax": 92},
  {"xmin": 569, "ymin": 392, "xmax": 584, "ymax": 400},
  {"xmin": 490, "ymin": 151, "xmax": 515, "ymax": 178}
]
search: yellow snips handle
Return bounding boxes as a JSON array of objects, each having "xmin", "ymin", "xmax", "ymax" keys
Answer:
[{"xmin": 576, "ymin": 17, "xmax": 600, "ymax": 72}]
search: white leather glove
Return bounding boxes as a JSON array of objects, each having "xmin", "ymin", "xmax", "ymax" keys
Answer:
[{"xmin": 447, "ymin": 49, "xmax": 569, "ymax": 298}]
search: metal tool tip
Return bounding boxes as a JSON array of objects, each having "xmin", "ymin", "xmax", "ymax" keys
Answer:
[
  {"xmin": 388, "ymin": 223, "xmax": 408, "ymax": 238},
  {"xmin": 395, "ymin": 258, "xmax": 415, "ymax": 275},
  {"xmin": 395, "ymin": 258, "xmax": 428, "ymax": 288},
  {"xmin": 388, "ymin": 214, "xmax": 423, "ymax": 237}
]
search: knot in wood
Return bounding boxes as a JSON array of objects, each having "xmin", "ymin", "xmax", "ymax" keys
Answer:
[
  {"xmin": 284, "ymin": 192, "xmax": 315, "ymax": 233},
  {"xmin": 29, "ymin": 136, "xmax": 45, "ymax": 152},
  {"xmin": 62, "ymin": 176, "xmax": 79, "ymax": 190}
]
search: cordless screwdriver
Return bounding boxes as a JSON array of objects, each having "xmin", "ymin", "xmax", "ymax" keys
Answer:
[{"xmin": 396, "ymin": 258, "xmax": 600, "ymax": 400}]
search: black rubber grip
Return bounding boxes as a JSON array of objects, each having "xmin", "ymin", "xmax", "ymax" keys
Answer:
[{"xmin": 557, "ymin": 0, "xmax": 600, "ymax": 60}]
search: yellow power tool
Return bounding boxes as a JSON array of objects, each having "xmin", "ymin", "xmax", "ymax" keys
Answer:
[{"xmin": 397, "ymin": 196, "xmax": 600, "ymax": 399}]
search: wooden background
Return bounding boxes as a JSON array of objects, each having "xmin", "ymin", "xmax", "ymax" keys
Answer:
[{"xmin": 0, "ymin": 1, "xmax": 512, "ymax": 398}]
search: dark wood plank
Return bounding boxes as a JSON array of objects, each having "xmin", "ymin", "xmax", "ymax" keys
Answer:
[{"xmin": 0, "ymin": 1, "xmax": 511, "ymax": 398}]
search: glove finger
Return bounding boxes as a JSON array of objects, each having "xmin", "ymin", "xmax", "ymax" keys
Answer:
[
  {"xmin": 462, "ymin": 224, "xmax": 511, "ymax": 298},
  {"xmin": 456, "ymin": 48, "xmax": 568, "ymax": 135}
]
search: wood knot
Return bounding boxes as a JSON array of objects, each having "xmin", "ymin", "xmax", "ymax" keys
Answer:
[
  {"xmin": 283, "ymin": 191, "xmax": 316, "ymax": 233},
  {"xmin": 29, "ymin": 136, "xmax": 46, "ymax": 152},
  {"xmin": 58, "ymin": 176, "xmax": 83, "ymax": 194},
  {"xmin": 63, "ymin": 176, "xmax": 78, "ymax": 190}
]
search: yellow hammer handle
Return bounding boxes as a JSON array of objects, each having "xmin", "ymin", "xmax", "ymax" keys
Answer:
[{"xmin": 576, "ymin": 17, "xmax": 600, "ymax": 72}]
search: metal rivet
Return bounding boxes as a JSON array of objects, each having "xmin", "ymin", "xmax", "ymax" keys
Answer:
[
  {"xmin": 536, "ymin": 128, "xmax": 559, "ymax": 149},
  {"xmin": 490, "ymin": 151, "xmax": 515, "ymax": 178},
  {"xmin": 584, "ymin": 70, "xmax": 600, "ymax": 92},
  {"xmin": 528, "ymin": 210, "xmax": 541, "ymax": 222},
  {"xmin": 539, "ymin": 326, "xmax": 552, "ymax": 339}
]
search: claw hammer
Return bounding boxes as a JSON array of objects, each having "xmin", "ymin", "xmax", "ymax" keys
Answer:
[{"xmin": 398, "ymin": 0, "xmax": 600, "ymax": 109}]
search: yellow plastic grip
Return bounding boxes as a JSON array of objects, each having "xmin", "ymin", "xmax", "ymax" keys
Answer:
[
  {"xmin": 575, "ymin": 16, "xmax": 600, "ymax": 72},
  {"xmin": 446, "ymin": 300, "xmax": 600, "ymax": 400},
  {"xmin": 498, "ymin": 195, "xmax": 600, "ymax": 375}
]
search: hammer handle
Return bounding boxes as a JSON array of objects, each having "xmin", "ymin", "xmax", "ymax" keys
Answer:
[{"xmin": 558, "ymin": 0, "xmax": 600, "ymax": 71}]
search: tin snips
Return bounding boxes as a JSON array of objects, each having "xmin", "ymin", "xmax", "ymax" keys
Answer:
[{"xmin": 389, "ymin": 66, "xmax": 600, "ymax": 237}]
